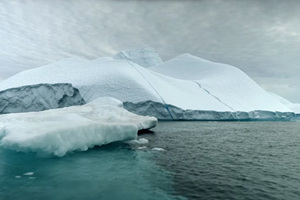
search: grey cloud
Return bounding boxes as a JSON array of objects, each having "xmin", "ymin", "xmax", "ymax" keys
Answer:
[{"xmin": 0, "ymin": 0, "xmax": 299, "ymax": 102}]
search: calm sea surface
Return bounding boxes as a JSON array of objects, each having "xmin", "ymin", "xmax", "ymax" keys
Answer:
[{"xmin": 1, "ymin": 121, "xmax": 300, "ymax": 200}]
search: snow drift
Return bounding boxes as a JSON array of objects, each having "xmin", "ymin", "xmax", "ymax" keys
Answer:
[
  {"xmin": 0, "ymin": 97, "xmax": 157, "ymax": 156},
  {"xmin": 0, "ymin": 50, "xmax": 295, "ymax": 120},
  {"xmin": 0, "ymin": 83, "xmax": 85, "ymax": 114}
]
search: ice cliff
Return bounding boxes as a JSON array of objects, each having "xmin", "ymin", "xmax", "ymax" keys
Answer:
[
  {"xmin": 0, "ymin": 83, "xmax": 85, "ymax": 114},
  {"xmin": 123, "ymin": 101, "xmax": 294, "ymax": 121},
  {"xmin": 0, "ymin": 97, "xmax": 157, "ymax": 156},
  {"xmin": 0, "ymin": 49, "xmax": 296, "ymax": 121}
]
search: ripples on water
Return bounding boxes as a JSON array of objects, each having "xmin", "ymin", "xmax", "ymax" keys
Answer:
[
  {"xmin": 1, "ymin": 121, "xmax": 300, "ymax": 200},
  {"xmin": 145, "ymin": 121, "xmax": 300, "ymax": 200}
]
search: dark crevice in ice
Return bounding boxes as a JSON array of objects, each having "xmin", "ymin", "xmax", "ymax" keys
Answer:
[{"xmin": 194, "ymin": 81, "xmax": 235, "ymax": 111}]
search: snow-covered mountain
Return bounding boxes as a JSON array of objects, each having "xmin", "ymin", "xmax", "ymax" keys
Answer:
[{"xmin": 0, "ymin": 50, "xmax": 296, "ymax": 120}]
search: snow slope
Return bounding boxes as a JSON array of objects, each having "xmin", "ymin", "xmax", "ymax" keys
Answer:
[
  {"xmin": 0, "ymin": 52, "xmax": 294, "ymax": 120},
  {"xmin": 150, "ymin": 54, "xmax": 291, "ymax": 112},
  {"xmin": 0, "ymin": 58, "xmax": 161, "ymax": 103},
  {"xmin": 0, "ymin": 97, "xmax": 157, "ymax": 156},
  {"xmin": 0, "ymin": 83, "xmax": 85, "ymax": 114}
]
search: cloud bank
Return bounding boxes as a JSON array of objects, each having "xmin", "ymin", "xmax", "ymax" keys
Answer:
[{"xmin": 0, "ymin": 0, "xmax": 299, "ymax": 102}]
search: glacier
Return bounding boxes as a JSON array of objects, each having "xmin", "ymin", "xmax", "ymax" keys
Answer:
[
  {"xmin": 0, "ymin": 83, "xmax": 85, "ymax": 114},
  {"xmin": 0, "ymin": 49, "xmax": 296, "ymax": 121},
  {"xmin": 0, "ymin": 97, "xmax": 157, "ymax": 156}
]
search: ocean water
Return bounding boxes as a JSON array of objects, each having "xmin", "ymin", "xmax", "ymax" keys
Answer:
[{"xmin": 1, "ymin": 121, "xmax": 300, "ymax": 200}]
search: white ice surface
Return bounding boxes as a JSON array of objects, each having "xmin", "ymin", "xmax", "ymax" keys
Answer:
[
  {"xmin": 0, "ymin": 58, "xmax": 162, "ymax": 103},
  {"xmin": 127, "ymin": 138, "xmax": 149, "ymax": 145},
  {"xmin": 0, "ymin": 52, "xmax": 292, "ymax": 116},
  {"xmin": 152, "ymin": 148, "xmax": 165, "ymax": 151},
  {"xmin": 0, "ymin": 97, "xmax": 157, "ymax": 156},
  {"xmin": 137, "ymin": 146, "xmax": 147, "ymax": 150},
  {"xmin": 23, "ymin": 172, "xmax": 34, "ymax": 176},
  {"xmin": 150, "ymin": 54, "xmax": 291, "ymax": 112}
]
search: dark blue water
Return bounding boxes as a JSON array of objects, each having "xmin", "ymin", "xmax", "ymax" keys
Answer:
[{"xmin": 1, "ymin": 121, "xmax": 300, "ymax": 200}]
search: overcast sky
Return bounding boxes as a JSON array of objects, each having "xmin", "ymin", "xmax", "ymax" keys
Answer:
[{"xmin": 0, "ymin": 0, "xmax": 299, "ymax": 103}]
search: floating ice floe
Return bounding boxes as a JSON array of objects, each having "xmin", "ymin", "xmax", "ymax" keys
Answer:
[
  {"xmin": 152, "ymin": 148, "xmax": 165, "ymax": 152},
  {"xmin": 137, "ymin": 146, "xmax": 147, "ymax": 150},
  {"xmin": 0, "ymin": 97, "xmax": 157, "ymax": 156},
  {"xmin": 127, "ymin": 138, "xmax": 149, "ymax": 145},
  {"xmin": 0, "ymin": 48, "xmax": 297, "ymax": 120},
  {"xmin": 23, "ymin": 172, "xmax": 34, "ymax": 176}
]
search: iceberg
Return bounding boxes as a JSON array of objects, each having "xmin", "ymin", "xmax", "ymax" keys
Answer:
[
  {"xmin": 0, "ymin": 83, "xmax": 85, "ymax": 114},
  {"xmin": 0, "ymin": 97, "xmax": 157, "ymax": 156},
  {"xmin": 0, "ymin": 49, "xmax": 295, "ymax": 120}
]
